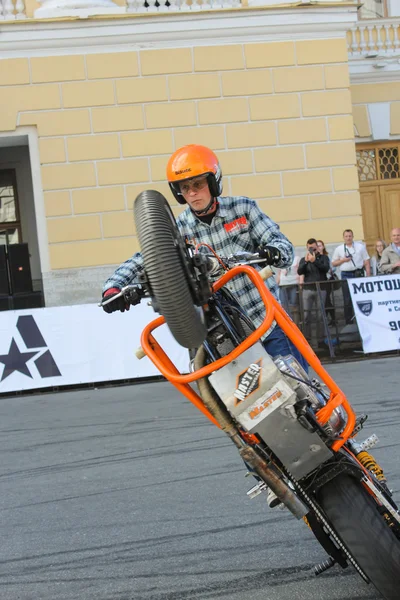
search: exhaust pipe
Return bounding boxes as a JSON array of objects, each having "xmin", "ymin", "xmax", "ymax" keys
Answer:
[{"xmin": 240, "ymin": 445, "xmax": 309, "ymax": 520}]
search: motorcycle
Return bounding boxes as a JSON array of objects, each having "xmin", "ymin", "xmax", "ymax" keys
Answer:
[{"xmin": 101, "ymin": 190, "xmax": 400, "ymax": 599}]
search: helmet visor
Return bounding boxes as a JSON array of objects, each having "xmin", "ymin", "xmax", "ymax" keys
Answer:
[{"xmin": 172, "ymin": 174, "xmax": 210, "ymax": 196}]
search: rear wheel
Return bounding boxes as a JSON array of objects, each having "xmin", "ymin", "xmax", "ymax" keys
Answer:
[
  {"xmin": 318, "ymin": 474, "xmax": 400, "ymax": 600},
  {"xmin": 134, "ymin": 190, "xmax": 207, "ymax": 349}
]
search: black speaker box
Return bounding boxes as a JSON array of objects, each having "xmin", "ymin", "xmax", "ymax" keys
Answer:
[
  {"xmin": 0, "ymin": 296, "xmax": 12, "ymax": 311},
  {"xmin": 8, "ymin": 243, "xmax": 33, "ymax": 294},
  {"xmin": 0, "ymin": 245, "xmax": 10, "ymax": 296},
  {"xmin": 12, "ymin": 291, "xmax": 43, "ymax": 310}
]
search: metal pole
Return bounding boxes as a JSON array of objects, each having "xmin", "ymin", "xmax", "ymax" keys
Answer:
[{"xmin": 316, "ymin": 281, "xmax": 335, "ymax": 359}]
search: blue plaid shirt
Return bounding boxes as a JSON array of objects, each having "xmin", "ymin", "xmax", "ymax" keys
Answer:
[{"xmin": 103, "ymin": 196, "xmax": 294, "ymax": 337}]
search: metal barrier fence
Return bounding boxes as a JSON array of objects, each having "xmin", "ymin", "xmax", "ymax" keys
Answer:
[{"xmin": 279, "ymin": 279, "xmax": 398, "ymax": 362}]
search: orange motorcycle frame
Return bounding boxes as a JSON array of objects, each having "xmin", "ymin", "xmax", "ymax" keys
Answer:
[{"xmin": 140, "ymin": 265, "xmax": 356, "ymax": 453}]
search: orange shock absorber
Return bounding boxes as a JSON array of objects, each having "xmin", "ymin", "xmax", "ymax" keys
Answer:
[{"xmin": 357, "ymin": 451, "xmax": 387, "ymax": 482}]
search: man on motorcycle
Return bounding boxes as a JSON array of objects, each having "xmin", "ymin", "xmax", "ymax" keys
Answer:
[{"xmin": 102, "ymin": 144, "xmax": 307, "ymax": 371}]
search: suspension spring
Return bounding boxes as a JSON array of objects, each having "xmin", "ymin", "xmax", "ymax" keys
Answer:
[{"xmin": 357, "ymin": 451, "xmax": 387, "ymax": 482}]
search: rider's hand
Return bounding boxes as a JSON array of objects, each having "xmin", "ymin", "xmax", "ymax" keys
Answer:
[
  {"xmin": 257, "ymin": 245, "xmax": 282, "ymax": 266},
  {"xmin": 102, "ymin": 287, "xmax": 130, "ymax": 313}
]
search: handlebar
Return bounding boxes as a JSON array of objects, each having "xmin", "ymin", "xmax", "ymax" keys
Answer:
[
  {"xmin": 202, "ymin": 251, "xmax": 275, "ymax": 280},
  {"xmin": 99, "ymin": 251, "xmax": 277, "ymax": 309},
  {"xmin": 211, "ymin": 251, "xmax": 267, "ymax": 269}
]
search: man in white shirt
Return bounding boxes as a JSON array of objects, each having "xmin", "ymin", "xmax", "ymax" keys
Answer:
[{"xmin": 332, "ymin": 229, "xmax": 371, "ymax": 324}]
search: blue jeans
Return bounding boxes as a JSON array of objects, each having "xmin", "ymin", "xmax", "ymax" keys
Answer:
[{"xmin": 262, "ymin": 324, "xmax": 309, "ymax": 373}]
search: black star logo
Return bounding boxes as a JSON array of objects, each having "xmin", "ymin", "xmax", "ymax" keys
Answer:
[{"xmin": 0, "ymin": 338, "xmax": 38, "ymax": 381}]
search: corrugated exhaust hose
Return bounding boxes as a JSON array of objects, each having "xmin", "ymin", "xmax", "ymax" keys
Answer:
[{"xmin": 193, "ymin": 345, "xmax": 237, "ymax": 434}]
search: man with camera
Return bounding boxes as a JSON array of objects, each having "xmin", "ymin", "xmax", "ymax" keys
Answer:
[
  {"xmin": 332, "ymin": 229, "xmax": 371, "ymax": 324},
  {"xmin": 297, "ymin": 238, "xmax": 330, "ymax": 345}
]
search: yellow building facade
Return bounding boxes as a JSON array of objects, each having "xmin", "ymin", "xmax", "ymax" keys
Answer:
[{"xmin": 0, "ymin": 1, "xmax": 398, "ymax": 305}]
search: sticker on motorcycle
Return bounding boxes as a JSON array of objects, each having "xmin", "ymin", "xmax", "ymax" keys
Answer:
[
  {"xmin": 248, "ymin": 388, "xmax": 283, "ymax": 420},
  {"xmin": 233, "ymin": 359, "xmax": 262, "ymax": 404}
]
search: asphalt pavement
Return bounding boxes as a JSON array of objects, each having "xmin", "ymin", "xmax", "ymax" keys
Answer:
[{"xmin": 0, "ymin": 357, "xmax": 399, "ymax": 600}]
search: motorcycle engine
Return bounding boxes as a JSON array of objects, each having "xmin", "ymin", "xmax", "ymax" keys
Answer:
[
  {"xmin": 273, "ymin": 354, "xmax": 325, "ymax": 409},
  {"xmin": 208, "ymin": 344, "xmax": 338, "ymax": 479},
  {"xmin": 273, "ymin": 354, "xmax": 346, "ymax": 436}
]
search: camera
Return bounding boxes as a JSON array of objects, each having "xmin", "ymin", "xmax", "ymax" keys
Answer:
[{"xmin": 308, "ymin": 248, "xmax": 315, "ymax": 255}]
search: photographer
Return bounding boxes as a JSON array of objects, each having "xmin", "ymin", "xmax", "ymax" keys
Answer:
[{"xmin": 297, "ymin": 238, "xmax": 330, "ymax": 346}]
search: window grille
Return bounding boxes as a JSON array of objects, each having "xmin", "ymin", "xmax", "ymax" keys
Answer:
[
  {"xmin": 356, "ymin": 149, "xmax": 377, "ymax": 182},
  {"xmin": 378, "ymin": 147, "xmax": 399, "ymax": 179},
  {"xmin": 356, "ymin": 144, "xmax": 400, "ymax": 182}
]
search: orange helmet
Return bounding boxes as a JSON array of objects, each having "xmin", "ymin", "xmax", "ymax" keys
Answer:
[{"xmin": 166, "ymin": 144, "xmax": 223, "ymax": 205}]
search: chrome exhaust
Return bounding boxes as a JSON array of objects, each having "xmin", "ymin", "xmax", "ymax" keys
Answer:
[{"xmin": 240, "ymin": 445, "xmax": 309, "ymax": 520}]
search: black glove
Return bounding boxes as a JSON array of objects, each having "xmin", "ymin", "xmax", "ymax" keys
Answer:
[
  {"xmin": 102, "ymin": 287, "xmax": 130, "ymax": 313},
  {"xmin": 257, "ymin": 245, "xmax": 282, "ymax": 266}
]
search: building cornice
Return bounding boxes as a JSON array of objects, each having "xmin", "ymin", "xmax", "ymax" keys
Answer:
[
  {"xmin": 0, "ymin": 4, "xmax": 358, "ymax": 55},
  {"xmin": 350, "ymin": 68, "xmax": 400, "ymax": 84}
]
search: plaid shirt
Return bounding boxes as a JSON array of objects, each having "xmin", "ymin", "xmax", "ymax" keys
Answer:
[{"xmin": 103, "ymin": 196, "xmax": 294, "ymax": 338}]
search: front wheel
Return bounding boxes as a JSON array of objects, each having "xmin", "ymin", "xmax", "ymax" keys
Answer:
[
  {"xmin": 133, "ymin": 190, "xmax": 207, "ymax": 349},
  {"xmin": 318, "ymin": 474, "xmax": 400, "ymax": 600}
]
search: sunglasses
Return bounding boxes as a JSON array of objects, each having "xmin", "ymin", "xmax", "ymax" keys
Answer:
[{"xmin": 179, "ymin": 175, "xmax": 208, "ymax": 195}]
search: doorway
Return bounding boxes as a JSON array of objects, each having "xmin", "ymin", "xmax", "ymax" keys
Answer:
[{"xmin": 357, "ymin": 143, "xmax": 400, "ymax": 254}]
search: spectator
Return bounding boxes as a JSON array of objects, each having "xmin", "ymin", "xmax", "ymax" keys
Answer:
[
  {"xmin": 331, "ymin": 229, "xmax": 371, "ymax": 324},
  {"xmin": 276, "ymin": 255, "xmax": 300, "ymax": 322},
  {"xmin": 297, "ymin": 238, "xmax": 330, "ymax": 345},
  {"xmin": 370, "ymin": 239, "xmax": 387, "ymax": 276},
  {"xmin": 317, "ymin": 239, "xmax": 336, "ymax": 326},
  {"xmin": 380, "ymin": 228, "xmax": 400, "ymax": 274}
]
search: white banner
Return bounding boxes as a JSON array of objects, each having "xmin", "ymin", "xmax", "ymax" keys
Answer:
[
  {"xmin": 0, "ymin": 303, "xmax": 189, "ymax": 393},
  {"xmin": 349, "ymin": 274, "xmax": 400, "ymax": 353}
]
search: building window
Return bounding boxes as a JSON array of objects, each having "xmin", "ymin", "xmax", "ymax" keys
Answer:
[
  {"xmin": 0, "ymin": 169, "xmax": 21, "ymax": 245},
  {"xmin": 357, "ymin": 144, "xmax": 400, "ymax": 182},
  {"xmin": 358, "ymin": 0, "xmax": 387, "ymax": 19}
]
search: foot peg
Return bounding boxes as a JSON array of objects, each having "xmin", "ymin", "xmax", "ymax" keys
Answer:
[
  {"xmin": 246, "ymin": 482, "xmax": 283, "ymax": 508},
  {"xmin": 247, "ymin": 481, "xmax": 267, "ymax": 499},
  {"xmin": 358, "ymin": 433, "xmax": 379, "ymax": 452},
  {"xmin": 315, "ymin": 556, "xmax": 336, "ymax": 576}
]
